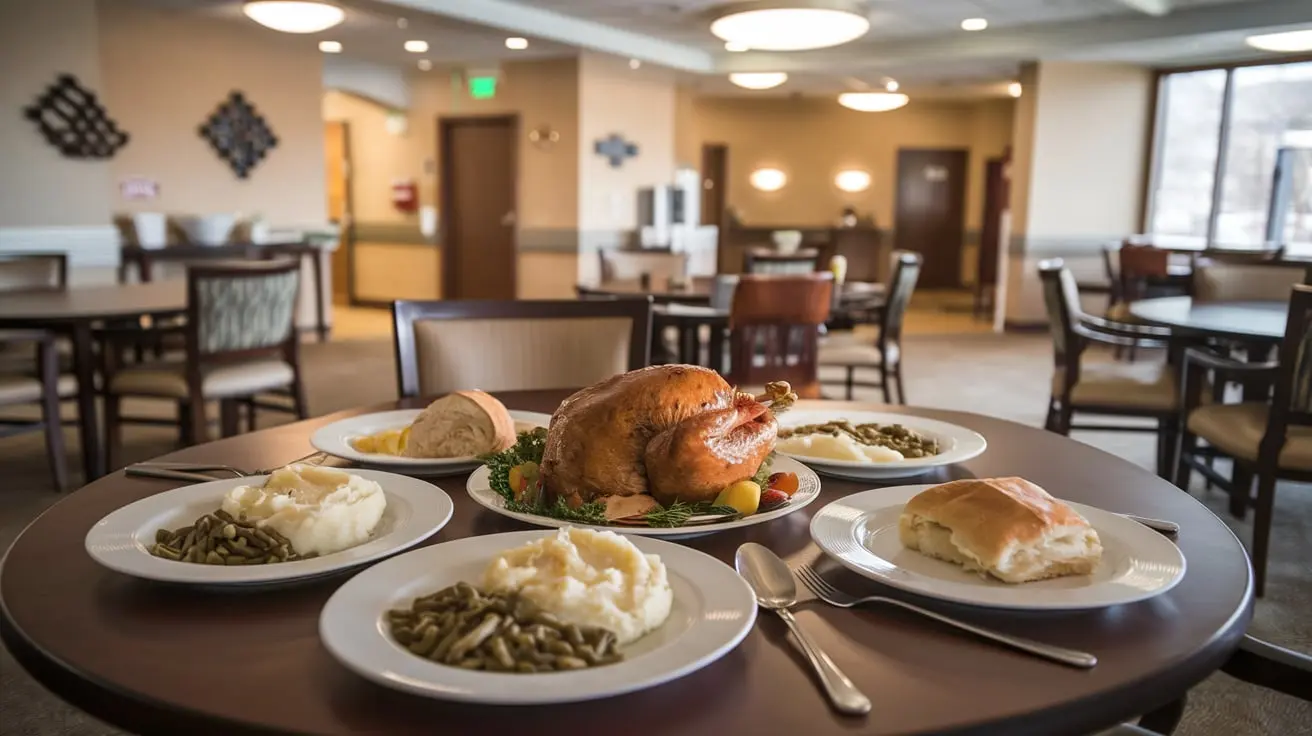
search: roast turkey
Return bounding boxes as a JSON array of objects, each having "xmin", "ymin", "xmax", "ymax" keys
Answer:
[{"xmin": 539, "ymin": 365, "xmax": 791, "ymax": 508}]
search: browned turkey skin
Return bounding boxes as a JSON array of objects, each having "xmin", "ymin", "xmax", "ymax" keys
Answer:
[{"xmin": 539, "ymin": 365, "xmax": 785, "ymax": 508}]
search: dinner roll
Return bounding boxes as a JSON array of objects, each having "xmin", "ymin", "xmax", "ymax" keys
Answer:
[{"xmin": 403, "ymin": 390, "xmax": 516, "ymax": 458}]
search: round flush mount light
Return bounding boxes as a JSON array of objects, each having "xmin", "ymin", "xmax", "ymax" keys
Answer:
[
  {"xmin": 404, "ymin": 40, "xmax": 429, "ymax": 53},
  {"xmin": 884, "ymin": 78, "xmax": 899, "ymax": 92},
  {"xmin": 750, "ymin": 168, "xmax": 787, "ymax": 192},
  {"xmin": 318, "ymin": 40, "xmax": 342, "ymax": 53},
  {"xmin": 505, "ymin": 37, "xmax": 528, "ymax": 50},
  {"xmin": 835, "ymin": 169, "xmax": 872, "ymax": 193},
  {"xmin": 1008, "ymin": 81, "xmax": 1023, "ymax": 98},
  {"xmin": 838, "ymin": 92, "xmax": 909, "ymax": 112},
  {"xmin": 729, "ymin": 72, "xmax": 788, "ymax": 89},
  {"xmin": 961, "ymin": 17, "xmax": 988, "ymax": 31},
  {"xmin": 711, "ymin": 2, "xmax": 870, "ymax": 52},
  {"xmin": 1246, "ymin": 29, "xmax": 1312, "ymax": 52},
  {"xmin": 243, "ymin": 1, "xmax": 344, "ymax": 34},
  {"xmin": 724, "ymin": 41, "xmax": 750, "ymax": 52}
]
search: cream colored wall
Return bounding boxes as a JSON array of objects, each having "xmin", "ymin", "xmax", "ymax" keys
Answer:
[
  {"xmin": 687, "ymin": 96, "xmax": 1014, "ymax": 230},
  {"xmin": 99, "ymin": 1, "xmax": 326, "ymax": 227},
  {"xmin": 321, "ymin": 91, "xmax": 412, "ymax": 225},
  {"xmin": 353, "ymin": 243, "xmax": 441, "ymax": 302},
  {"xmin": 518, "ymin": 252, "xmax": 580, "ymax": 299},
  {"xmin": 0, "ymin": 0, "xmax": 112, "ymax": 228}
]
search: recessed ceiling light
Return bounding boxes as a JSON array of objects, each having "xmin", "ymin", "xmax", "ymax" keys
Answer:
[
  {"xmin": 318, "ymin": 40, "xmax": 342, "ymax": 53},
  {"xmin": 884, "ymin": 78, "xmax": 899, "ymax": 92},
  {"xmin": 242, "ymin": 1, "xmax": 344, "ymax": 34},
  {"xmin": 1246, "ymin": 29, "xmax": 1312, "ymax": 52},
  {"xmin": 629, "ymin": 58, "xmax": 642, "ymax": 69},
  {"xmin": 404, "ymin": 40, "xmax": 428, "ymax": 53},
  {"xmin": 711, "ymin": 4, "xmax": 870, "ymax": 51},
  {"xmin": 1008, "ymin": 81, "xmax": 1023, "ymax": 98},
  {"xmin": 961, "ymin": 18, "xmax": 988, "ymax": 31},
  {"xmin": 838, "ymin": 92, "xmax": 909, "ymax": 112},
  {"xmin": 750, "ymin": 168, "xmax": 787, "ymax": 192},
  {"xmin": 724, "ymin": 41, "xmax": 749, "ymax": 52},
  {"xmin": 417, "ymin": 59, "xmax": 432, "ymax": 71},
  {"xmin": 729, "ymin": 72, "xmax": 788, "ymax": 90},
  {"xmin": 505, "ymin": 37, "xmax": 528, "ymax": 50}
]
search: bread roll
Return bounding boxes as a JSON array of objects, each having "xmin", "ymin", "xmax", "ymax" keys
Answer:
[
  {"xmin": 898, "ymin": 477, "xmax": 1102, "ymax": 584},
  {"xmin": 402, "ymin": 391, "xmax": 516, "ymax": 458}
]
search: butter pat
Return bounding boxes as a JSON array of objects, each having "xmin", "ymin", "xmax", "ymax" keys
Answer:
[{"xmin": 220, "ymin": 465, "xmax": 386, "ymax": 557}]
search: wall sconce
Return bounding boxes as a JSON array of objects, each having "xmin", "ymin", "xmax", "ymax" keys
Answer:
[
  {"xmin": 835, "ymin": 169, "xmax": 871, "ymax": 193},
  {"xmin": 528, "ymin": 124, "xmax": 560, "ymax": 149},
  {"xmin": 750, "ymin": 167, "xmax": 787, "ymax": 192}
]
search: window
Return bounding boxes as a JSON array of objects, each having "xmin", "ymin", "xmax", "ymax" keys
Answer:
[{"xmin": 1148, "ymin": 60, "xmax": 1312, "ymax": 247}]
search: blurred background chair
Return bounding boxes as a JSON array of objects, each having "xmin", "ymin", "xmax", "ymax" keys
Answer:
[
  {"xmin": 0, "ymin": 330, "xmax": 73, "ymax": 491},
  {"xmin": 1193, "ymin": 263, "xmax": 1304, "ymax": 303},
  {"xmin": 1038, "ymin": 260, "xmax": 1179, "ymax": 479},
  {"xmin": 597, "ymin": 249, "xmax": 688, "ymax": 285},
  {"xmin": 744, "ymin": 247, "xmax": 819, "ymax": 275},
  {"xmin": 724, "ymin": 273, "xmax": 833, "ymax": 399},
  {"xmin": 101, "ymin": 260, "xmax": 306, "ymax": 466},
  {"xmin": 392, "ymin": 298, "xmax": 653, "ymax": 397},
  {"xmin": 818, "ymin": 251, "xmax": 921, "ymax": 403},
  {"xmin": 0, "ymin": 254, "xmax": 69, "ymax": 374}
]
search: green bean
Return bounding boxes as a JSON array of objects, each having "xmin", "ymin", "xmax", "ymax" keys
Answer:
[
  {"xmin": 408, "ymin": 625, "xmax": 441, "ymax": 656},
  {"xmin": 555, "ymin": 656, "xmax": 588, "ymax": 670}
]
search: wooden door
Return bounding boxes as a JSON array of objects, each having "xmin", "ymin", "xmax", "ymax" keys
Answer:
[
  {"xmin": 323, "ymin": 121, "xmax": 352, "ymax": 304},
  {"xmin": 701, "ymin": 143, "xmax": 727, "ymax": 227},
  {"xmin": 440, "ymin": 116, "xmax": 517, "ymax": 300},
  {"xmin": 894, "ymin": 149, "xmax": 968, "ymax": 288},
  {"xmin": 977, "ymin": 158, "xmax": 1007, "ymax": 290}
]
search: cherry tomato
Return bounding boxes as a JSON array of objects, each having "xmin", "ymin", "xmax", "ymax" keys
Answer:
[
  {"xmin": 767, "ymin": 471, "xmax": 800, "ymax": 496},
  {"xmin": 759, "ymin": 488, "xmax": 790, "ymax": 511}
]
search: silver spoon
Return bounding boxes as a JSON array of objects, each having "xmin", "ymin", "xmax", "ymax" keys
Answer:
[{"xmin": 735, "ymin": 543, "xmax": 871, "ymax": 716}]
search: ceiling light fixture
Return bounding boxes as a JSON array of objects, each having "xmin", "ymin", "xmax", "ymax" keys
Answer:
[
  {"xmin": 1246, "ymin": 29, "xmax": 1312, "ymax": 52},
  {"xmin": 729, "ymin": 72, "xmax": 788, "ymax": 89},
  {"xmin": 960, "ymin": 18, "xmax": 988, "ymax": 31},
  {"xmin": 711, "ymin": 2, "xmax": 870, "ymax": 51},
  {"xmin": 629, "ymin": 58, "xmax": 643, "ymax": 69},
  {"xmin": 404, "ymin": 40, "xmax": 429, "ymax": 53},
  {"xmin": 318, "ymin": 40, "xmax": 342, "ymax": 53},
  {"xmin": 838, "ymin": 92, "xmax": 909, "ymax": 112},
  {"xmin": 242, "ymin": 1, "xmax": 344, "ymax": 34},
  {"xmin": 505, "ymin": 37, "xmax": 528, "ymax": 50},
  {"xmin": 724, "ymin": 41, "xmax": 749, "ymax": 52},
  {"xmin": 396, "ymin": 17, "xmax": 407, "ymax": 29},
  {"xmin": 884, "ymin": 78, "xmax": 899, "ymax": 92},
  {"xmin": 417, "ymin": 59, "xmax": 432, "ymax": 71},
  {"xmin": 835, "ymin": 169, "xmax": 872, "ymax": 193},
  {"xmin": 750, "ymin": 168, "xmax": 787, "ymax": 192},
  {"xmin": 1008, "ymin": 81, "xmax": 1023, "ymax": 98}
]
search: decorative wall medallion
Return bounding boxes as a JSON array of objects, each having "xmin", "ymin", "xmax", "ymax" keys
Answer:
[
  {"xmin": 198, "ymin": 91, "xmax": 278, "ymax": 178},
  {"xmin": 595, "ymin": 133, "xmax": 638, "ymax": 168},
  {"xmin": 24, "ymin": 74, "xmax": 129, "ymax": 159}
]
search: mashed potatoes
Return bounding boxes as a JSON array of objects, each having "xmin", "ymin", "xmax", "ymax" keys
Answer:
[
  {"xmin": 220, "ymin": 465, "xmax": 386, "ymax": 557},
  {"xmin": 482, "ymin": 528, "xmax": 673, "ymax": 645},
  {"xmin": 777, "ymin": 432, "xmax": 906, "ymax": 463}
]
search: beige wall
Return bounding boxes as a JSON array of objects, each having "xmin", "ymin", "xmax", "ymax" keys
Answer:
[
  {"xmin": 685, "ymin": 96, "xmax": 1014, "ymax": 231},
  {"xmin": 321, "ymin": 91, "xmax": 412, "ymax": 225},
  {"xmin": 0, "ymin": 0, "xmax": 112, "ymax": 228},
  {"xmin": 100, "ymin": 0, "xmax": 327, "ymax": 227}
]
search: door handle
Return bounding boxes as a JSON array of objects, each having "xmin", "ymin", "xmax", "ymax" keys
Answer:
[{"xmin": 501, "ymin": 211, "xmax": 517, "ymax": 227}]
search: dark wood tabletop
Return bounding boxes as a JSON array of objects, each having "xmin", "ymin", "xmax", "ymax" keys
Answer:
[
  {"xmin": 0, "ymin": 280, "xmax": 186, "ymax": 323},
  {"xmin": 0, "ymin": 394, "xmax": 1253, "ymax": 736},
  {"xmin": 580, "ymin": 279, "xmax": 886, "ymax": 306},
  {"xmin": 1128, "ymin": 296, "xmax": 1287, "ymax": 341}
]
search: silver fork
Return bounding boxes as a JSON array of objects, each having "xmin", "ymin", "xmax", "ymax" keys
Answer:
[
  {"xmin": 794, "ymin": 563, "xmax": 1098, "ymax": 669},
  {"xmin": 126, "ymin": 452, "xmax": 328, "ymax": 483}
]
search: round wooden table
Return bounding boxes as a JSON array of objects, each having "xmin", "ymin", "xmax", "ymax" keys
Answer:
[
  {"xmin": 0, "ymin": 280, "xmax": 188, "ymax": 479},
  {"xmin": 0, "ymin": 394, "xmax": 1253, "ymax": 736},
  {"xmin": 1129, "ymin": 296, "xmax": 1287, "ymax": 342}
]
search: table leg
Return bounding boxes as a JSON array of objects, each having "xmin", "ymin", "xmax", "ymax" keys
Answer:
[
  {"xmin": 679, "ymin": 323, "xmax": 698, "ymax": 366},
  {"xmin": 708, "ymin": 323, "xmax": 726, "ymax": 373},
  {"xmin": 70, "ymin": 322, "xmax": 104, "ymax": 480},
  {"xmin": 310, "ymin": 249, "xmax": 328, "ymax": 342}
]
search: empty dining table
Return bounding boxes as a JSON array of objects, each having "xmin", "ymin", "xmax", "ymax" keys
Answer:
[
  {"xmin": 0, "ymin": 393, "xmax": 1253, "ymax": 735},
  {"xmin": 0, "ymin": 280, "xmax": 188, "ymax": 480},
  {"xmin": 1128, "ymin": 296, "xmax": 1287, "ymax": 342}
]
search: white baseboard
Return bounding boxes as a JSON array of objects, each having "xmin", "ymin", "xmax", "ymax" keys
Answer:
[{"xmin": 0, "ymin": 226, "xmax": 120, "ymax": 268}]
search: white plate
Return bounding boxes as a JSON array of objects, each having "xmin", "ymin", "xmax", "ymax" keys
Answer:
[
  {"xmin": 810, "ymin": 485, "xmax": 1186, "ymax": 610},
  {"xmin": 84, "ymin": 470, "xmax": 454, "ymax": 586},
  {"xmin": 466, "ymin": 455, "xmax": 821, "ymax": 539},
  {"xmin": 311, "ymin": 410, "xmax": 553, "ymax": 474},
  {"xmin": 776, "ymin": 411, "xmax": 987, "ymax": 480},
  {"xmin": 319, "ymin": 530, "xmax": 757, "ymax": 704}
]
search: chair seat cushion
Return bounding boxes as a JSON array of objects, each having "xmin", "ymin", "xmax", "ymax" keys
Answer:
[
  {"xmin": 109, "ymin": 359, "xmax": 294, "ymax": 399},
  {"xmin": 1187, "ymin": 402, "xmax": 1312, "ymax": 470},
  {"xmin": 1056, "ymin": 362, "xmax": 1177, "ymax": 411},
  {"xmin": 818, "ymin": 340, "xmax": 897, "ymax": 367},
  {"xmin": 0, "ymin": 373, "xmax": 77, "ymax": 405}
]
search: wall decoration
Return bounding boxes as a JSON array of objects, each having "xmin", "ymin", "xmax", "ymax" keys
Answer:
[
  {"xmin": 24, "ymin": 74, "xmax": 129, "ymax": 159},
  {"xmin": 595, "ymin": 133, "xmax": 638, "ymax": 168},
  {"xmin": 198, "ymin": 91, "xmax": 278, "ymax": 178}
]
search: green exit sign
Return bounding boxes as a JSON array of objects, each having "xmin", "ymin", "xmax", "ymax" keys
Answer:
[{"xmin": 468, "ymin": 76, "xmax": 497, "ymax": 99}]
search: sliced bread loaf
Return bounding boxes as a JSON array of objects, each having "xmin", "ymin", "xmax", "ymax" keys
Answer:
[{"xmin": 403, "ymin": 390, "xmax": 517, "ymax": 458}]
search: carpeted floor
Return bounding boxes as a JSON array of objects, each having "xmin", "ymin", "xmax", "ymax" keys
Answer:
[{"xmin": 2, "ymin": 332, "xmax": 1309, "ymax": 735}]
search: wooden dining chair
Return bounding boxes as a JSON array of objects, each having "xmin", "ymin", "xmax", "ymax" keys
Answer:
[
  {"xmin": 743, "ymin": 248, "xmax": 819, "ymax": 275},
  {"xmin": 1037, "ymin": 260, "xmax": 1181, "ymax": 479},
  {"xmin": 1174, "ymin": 284, "xmax": 1312, "ymax": 597},
  {"xmin": 101, "ymin": 260, "xmax": 307, "ymax": 465},
  {"xmin": 0, "ymin": 330, "xmax": 73, "ymax": 491},
  {"xmin": 0, "ymin": 253, "xmax": 70, "ymax": 373},
  {"xmin": 723, "ymin": 273, "xmax": 832, "ymax": 399},
  {"xmin": 1193, "ymin": 263, "xmax": 1304, "ymax": 303},
  {"xmin": 391, "ymin": 298, "xmax": 653, "ymax": 397},
  {"xmin": 818, "ymin": 251, "xmax": 921, "ymax": 403}
]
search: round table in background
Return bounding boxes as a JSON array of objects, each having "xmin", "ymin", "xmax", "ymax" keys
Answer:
[
  {"xmin": 1128, "ymin": 296, "xmax": 1287, "ymax": 342},
  {"xmin": 1, "ymin": 393, "xmax": 1253, "ymax": 736}
]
